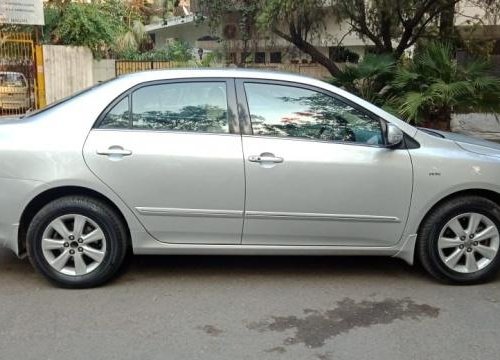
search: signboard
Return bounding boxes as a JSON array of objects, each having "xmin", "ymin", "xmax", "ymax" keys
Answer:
[{"xmin": 0, "ymin": 0, "xmax": 44, "ymax": 25}]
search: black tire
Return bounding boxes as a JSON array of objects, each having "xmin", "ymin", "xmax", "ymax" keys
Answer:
[
  {"xmin": 417, "ymin": 195, "xmax": 500, "ymax": 284},
  {"xmin": 26, "ymin": 196, "xmax": 128, "ymax": 288}
]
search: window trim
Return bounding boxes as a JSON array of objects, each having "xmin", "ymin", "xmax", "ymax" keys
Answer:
[
  {"xmin": 235, "ymin": 78, "xmax": 388, "ymax": 148},
  {"xmin": 94, "ymin": 78, "xmax": 240, "ymax": 135}
]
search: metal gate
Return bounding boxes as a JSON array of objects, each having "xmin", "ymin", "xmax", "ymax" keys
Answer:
[{"xmin": 0, "ymin": 32, "xmax": 43, "ymax": 116}]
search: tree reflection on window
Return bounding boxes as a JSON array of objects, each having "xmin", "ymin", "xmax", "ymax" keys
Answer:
[
  {"xmin": 132, "ymin": 82, "xmax": 229, "ymax": 133},
  {"xmin": 100, "ymin": 96, "xmax": 130, "ymax": 129},
  {"xmin": 245, "ymin": 83, "xmax": 383, "ymax": 145}
]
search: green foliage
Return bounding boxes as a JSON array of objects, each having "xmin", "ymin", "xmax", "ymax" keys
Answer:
[
  {"xmin": 115, "ymin": 20, "xmax": 152, "ymax": 54},
  {"xmin": 332, "ymin": 42, "xmax": 500, "ymax": 128},
  {"xmin": 257, "ymin": 0, "xmax": 328, "ymax": 38},
  {"xmin": 43, "ymin": 2, "xmax": 128, "ymax": 58},
  {"xmin": 197, "ymin": 0, "xmax": 460, "ymax": 76},
  {"xmin": 331, "ymin": 54, "xmax": 396, "ymax": 106},
  {"xmin": 332, "ymin": 0, "xmax": 461, "ymax": 56},
  {"xmin": 200, "ymin": 51, "xmax": 225, "ymax": 67},
  {"xmin": 197, "ymin": 0, "xmax": 257, "ymax": 41},
  {"xmin": 166, "ymin": 40, "xmax": 194, "ymax": 62},
  {"xmin": 40, "ymin": 6, "xmax": 62, "ymax": 43},
  {"xmin": 391, "ymin": 42, "xmax": 500, "ymax": 127},
  {"xmin": 329, "ymin": 47, "xmax": 360, "ymax": 63},
  {"xmin": 116, "ymin": 40, "xmax": 193, "ymax": 62}
]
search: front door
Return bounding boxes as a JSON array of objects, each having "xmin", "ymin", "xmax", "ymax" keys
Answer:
[
  {"xmin": 84, "ymin": 79, "xmax": 245, "ymax": 244},
  {"xmin": 238, "ymin": 80, "xmax": 413, "ymax": 247}
]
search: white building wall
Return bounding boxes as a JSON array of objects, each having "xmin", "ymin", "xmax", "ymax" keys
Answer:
[{"xmin": 153, "ymin": 22, "xmax": 211, "ymax": 49}]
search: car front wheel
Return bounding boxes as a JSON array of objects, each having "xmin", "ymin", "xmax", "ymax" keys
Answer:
[
  {"xmin": 26, "ymin": 196, "xmax": 128, "ymax": 288},
  {"xmin": 418, "ymin": 195, "xmax": 500, "ymax": 284}
]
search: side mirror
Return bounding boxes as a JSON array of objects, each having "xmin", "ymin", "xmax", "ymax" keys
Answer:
[{"xmin": 386, "ymin": 123, "xmax": 404, "ymax": 148}]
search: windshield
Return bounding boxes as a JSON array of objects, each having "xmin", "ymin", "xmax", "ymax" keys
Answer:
[{"xmin": 0, "ymin": 72, "xmax": 27, "ymax": 87}]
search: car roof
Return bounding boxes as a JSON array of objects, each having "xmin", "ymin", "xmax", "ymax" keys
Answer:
[{"xmin": 118, "ymin": 68, "xmax": 326, "ymax": 86}]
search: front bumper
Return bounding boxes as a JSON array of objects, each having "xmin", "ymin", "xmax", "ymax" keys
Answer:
[{"xmin": 0, "ymin": 222, "xmax": 20, "ymax": 254}]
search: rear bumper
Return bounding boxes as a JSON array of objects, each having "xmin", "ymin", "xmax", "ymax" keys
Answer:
[{"xmin": 0, "ymin": 177, "xmax": 43, "ymax": 256}]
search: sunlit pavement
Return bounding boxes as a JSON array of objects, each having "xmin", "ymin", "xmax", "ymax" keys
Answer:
[{"xmin": 0, "ymin": 248, "xmax": 499, "ymax": 360}]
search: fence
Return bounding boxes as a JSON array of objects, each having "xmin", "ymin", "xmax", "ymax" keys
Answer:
[
  {"xmin": 115, "ymin": 61, "xmax": 185, "ymax": 76},
  {"xmin": 42, "ymin": 45, "xmax": 93, "ymax": 105},
  {"xmin": 115, "ymin": 60, "xmax": 332, "ymax": 79}
]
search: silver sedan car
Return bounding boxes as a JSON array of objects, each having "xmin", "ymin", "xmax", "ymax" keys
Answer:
[{"xmin": 1, "ymin": 69, "xmax": 500, "ymax": 288}]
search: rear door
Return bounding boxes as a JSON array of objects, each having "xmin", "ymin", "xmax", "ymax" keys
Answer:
[{"xmin": 83, "ymin": 79, "xmax": 245, "ymax": 244}]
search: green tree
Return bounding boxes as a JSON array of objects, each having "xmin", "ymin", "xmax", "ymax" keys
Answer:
[
  {"xmin": 197, "ymin": 0, "xmax": 258, "ymax": 65},
  {"xmin": 330, "ymin": 54, "xmax": 396, "ymax": 106},
  {"xmin": 116, "ymin": 40, "xmax": 193, "ymax": 62},
  {"xmin": 331, "ymin": 0, "xmax": 462, "ymax": 56},
  {"xmin": 390, "ymin": 42, "xmax": 500, "ymax": 129},
  {"xmin": 42, "ymin": 1, "xmax": 128, "ymax": 58},
  {"xmin": 198, "ymin": 0, "xmax": 462, "ymax": 76},
  {"xmin": 331, "ymin": 42, "xmax": 500, "ymax": 129}
]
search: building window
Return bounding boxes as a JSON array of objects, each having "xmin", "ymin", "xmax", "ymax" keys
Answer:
[
  {"xmin": 254, "ymin": 52, "xmax": 266, "ymax": 64},
  {"xmin": 270, "ymin": 52, "xmax": 282, "ymax": 63},
  {"xmin": 329, "ymin": 46, "xmax": 359, "ymax": 63}
]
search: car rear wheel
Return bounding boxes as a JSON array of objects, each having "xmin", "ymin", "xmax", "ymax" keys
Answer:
[
  {"xmin": 418, "ymin": 195, "xmax": 500, "ymax": 284},
  {"xmin": 27, "ymin": 196, "xmax": 128, "ymax": 288}
]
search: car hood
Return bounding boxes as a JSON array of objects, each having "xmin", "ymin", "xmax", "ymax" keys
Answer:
[{"xmin": 423, "ymin": 128, "xmax": 500, "ymax": 158}]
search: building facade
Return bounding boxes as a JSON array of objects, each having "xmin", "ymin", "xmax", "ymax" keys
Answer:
[{"xmin": 146, "ymin": 0, "xmax": 500, "ymax": 69}]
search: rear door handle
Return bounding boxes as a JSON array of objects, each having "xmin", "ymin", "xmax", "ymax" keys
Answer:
[
  {"xmin": 248, "ymin": 154, "xmax": 284, "ymax": 164},
  {"xmin": 97, "ymin": 146, "xmax": 132, "ymax": 156}
]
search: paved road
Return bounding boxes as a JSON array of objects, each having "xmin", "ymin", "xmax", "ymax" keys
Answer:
[{"xmin": 0, "ymin": 248, "xmax": 499, "ymax": 360}]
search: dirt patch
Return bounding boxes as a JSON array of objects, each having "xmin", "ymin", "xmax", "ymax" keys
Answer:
[
  {"xmin": 248, "ymin": 297, "xmax": 439, "ymax": 348},
  {"xmin": 265, "ymin": 346, "xmax": 287, "ymax": 354},
  {"xmin": 197, "ymin": 325, "xmax": 223, "ymax": 337},
  {"xmin": 315, "ymin": 352, "xmax": 334, "ymax": 360}
]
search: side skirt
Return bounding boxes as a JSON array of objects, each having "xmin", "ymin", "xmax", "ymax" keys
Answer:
[{"xmin": 131, "ymin": 231, "xmax": 417, "ymax": 265}]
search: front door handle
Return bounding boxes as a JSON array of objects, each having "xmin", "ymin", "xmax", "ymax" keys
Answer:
[
  {"xmin": 97, "ymin": 146, "xmax": 132, "ymax": 157},
  {"xmin": 248, "ymin": 154, "xmax": 284, "ymax": 164}
]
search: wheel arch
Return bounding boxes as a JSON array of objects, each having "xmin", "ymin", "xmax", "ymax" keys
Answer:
[
  {"xmin": 417, "ymin": 188, "xmax": 500, "ymax": 237},
  {"xmin": 18, "ymin": 186, "xmax": 131, "ymax": 255}
]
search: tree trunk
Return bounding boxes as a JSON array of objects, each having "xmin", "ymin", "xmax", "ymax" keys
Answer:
[
  {"xmin": 423, "ymin": 108, "xmax": 452, "ymax": 131},
  {"xmin": 271, "ymin": 28, "xmax": 343, "ymax": 77},
  {"xmin": 439, "ymin": 0, "xmax": 456, "ymax": 43}
]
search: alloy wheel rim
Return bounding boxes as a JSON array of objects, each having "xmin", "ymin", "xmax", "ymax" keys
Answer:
[
  {"xmin": 438, "ymin": 212, "xmax": 500, "ymax": 274},
  {"xmin": 41, "ymin": 214, "xmax": 107, "ymax": 276}
]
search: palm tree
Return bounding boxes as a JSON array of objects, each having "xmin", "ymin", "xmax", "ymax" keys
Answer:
[
  {"xmin": 330, "ymin": 54, "xmax": 395, "ymax": 107},
  {"xmin": 390, "ymin": 42, "xmax": 500, "ymax": 130}
]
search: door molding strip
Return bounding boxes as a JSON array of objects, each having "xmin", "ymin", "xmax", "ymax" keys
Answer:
[
  {"xmin": 136, "ymin": 207, "xmax": 399, "ymax": 223},
  {"xmin": 246, "ymin": 211, "xmax": 400, "ymax": 222},
  {"xmin": 136, "ymin": 207, "xmax": 243, "ymax": 218}
]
